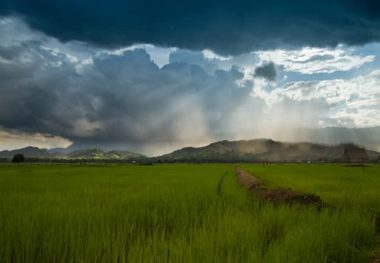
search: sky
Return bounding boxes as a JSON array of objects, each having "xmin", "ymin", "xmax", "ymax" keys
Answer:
[{"xmin": 0, "ymin": 0, "xmax": 380, "ymax": 155}]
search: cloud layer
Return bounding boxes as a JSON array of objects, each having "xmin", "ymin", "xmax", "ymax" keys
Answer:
[
  {"xmin": 0, "ymin": 128, "xmax": 71, "ymax": 150},
  {"xmin": 253, "ymin": 77, "xmax": 380, "ymax": 130},
  {"xmin": 0, "ymin": 17, "xmax": 379, "ymax": 154},
  {"xmin": 1, "ymin": 0, "xmax": 380, "ymax": 54},
  {"xmin": 256, "ymin": 47, "xmax": 375, "ymax": 74},
  {"xmin": 0, "ymin": 18, "xmax": 255, "ymax": 153}
]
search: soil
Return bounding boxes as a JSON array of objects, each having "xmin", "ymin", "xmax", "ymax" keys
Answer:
[{"xmin": 235, "ymin": 167, "xmax": 322, "ymax": 208}]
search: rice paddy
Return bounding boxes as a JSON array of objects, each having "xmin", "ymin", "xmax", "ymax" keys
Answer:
[{"xmin": 0, "ymin": 163, "xmax": 379, "ymax": 262}]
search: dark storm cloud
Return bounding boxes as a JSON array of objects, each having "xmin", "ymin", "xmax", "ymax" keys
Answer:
[
  {"xmin": 0, "ymin": 37, "xmax": 252, "ymax": 149},
  {"xmin": 0, "ymin": 42, "xmax": 78, "ymax": 134},
  {"xmin": 254, "ymin": 62, "xmax": 277, "ymax": 81},
  {"xmin": 1, "ymin": 0, "xmax": 380, "ymax": 54}
]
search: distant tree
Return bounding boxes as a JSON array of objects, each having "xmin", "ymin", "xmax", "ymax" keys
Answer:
[{"xmin": 11, "ymin": 154, "xmax": 25, "ymax": 163}]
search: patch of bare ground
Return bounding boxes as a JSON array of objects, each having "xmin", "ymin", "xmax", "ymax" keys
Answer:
[
  {"xmin": 372, "ymin": 246, "xmax": 380, "ymax": 263},
  {"xmin": 373, "ymin": 217, "xmax": 380, "ymax": 263},
  {"xmin": 235, "ymin": 166, "xmax": 322, "ymax": 209}
]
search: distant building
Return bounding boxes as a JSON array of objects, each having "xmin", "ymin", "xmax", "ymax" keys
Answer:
[{"xmin": 343, "ymin": 145, "xmax": 369, "ymax": 164}]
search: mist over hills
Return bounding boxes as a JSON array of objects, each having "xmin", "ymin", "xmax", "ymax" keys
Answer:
[
  {"xmin": 288, "ymin": 127, "xmax": 380, "ymax": 152},
  {"xmin": 158, "ymin": 139, "xmax": 380, "ymax": 163},
  {"xmin": 1, "ymin": 139, "xmax": 379, "ymax": 163}
]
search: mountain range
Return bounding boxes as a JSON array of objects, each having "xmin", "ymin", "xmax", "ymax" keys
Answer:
[
  {"xmin": 156, "ymin": 139, "xmax": 380, "ymax": 162},
  {"xmin": 0, "ymin": 147, "xmax": 144, "ymax": 160},
  {"xmin": 1, "ymin": 139, "xmax": 379, "ymax": 162}
]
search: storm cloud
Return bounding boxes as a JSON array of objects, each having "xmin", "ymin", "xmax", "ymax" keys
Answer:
[
  {"xmin": 1, "ymin": 0, "xmax": 380, "ymax": 55},
  {"xmin": 254, "ymin": 62, "xmax": 277, "ymax": 82},
  {"xmin": 0, "ymin": 20, "xmax": 258, "ymax": 154},
  {"xmin": 0, "ymin": 17, "xmax": 380, "ymax": 154}
]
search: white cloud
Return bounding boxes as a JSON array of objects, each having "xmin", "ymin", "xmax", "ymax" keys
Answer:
[
  {"xmin": 253, "ymin": 70, "xmax": 380, "ymax": 127},
  {"xmin": 202, "ymin": 49, "xmax": 231, "ymax": 61},
  {"xmin": 255, "ymin": 46, "xmax": 375, "ymax": 74},
  {"xmin": 0, "ymin": 129, "xmax": 72, "ymax": 150},
  {"xmin": 100, "ymin": 44, "xmax": 175, "ymax": 67}
]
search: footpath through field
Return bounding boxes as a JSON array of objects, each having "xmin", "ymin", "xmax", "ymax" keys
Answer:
[{"xmin": 235, "ymin": 166, "xmax": 322, "ymax": 208}]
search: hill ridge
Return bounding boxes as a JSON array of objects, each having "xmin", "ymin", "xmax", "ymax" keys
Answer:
[
  {"xmin": 1, "ymin": 139, "xmax": 379, "ymax": 162},
  {"xmin": 157, "ymin": 139, "xmax": 380, "ymax": 162},
  {"xmin": 0, "ymin": 147, "xmax": 144, "ymax": 160}
]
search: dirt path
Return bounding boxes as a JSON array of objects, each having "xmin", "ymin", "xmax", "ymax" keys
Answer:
[{"xmin": 236, "ymin": 166, "xmax": 322, "ymax": 208}]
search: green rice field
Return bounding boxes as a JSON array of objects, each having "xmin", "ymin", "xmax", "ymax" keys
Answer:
[{"xmin": 0, "ymin": 163, "xmax": 380, "ymax": 262}]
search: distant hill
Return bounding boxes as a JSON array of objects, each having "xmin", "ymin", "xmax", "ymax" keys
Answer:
[
  {"xmin": 0, "ymin": 147, "xmax": 144, "ymax": 160},
  {"xmin": 157, "ymin": 139, "xmax": 380, "ymax": 162},
  {"xmin": 1, "ymin": 139, "xmax": 379, "ymax": 162},
  {"xmin": 0, "ymin": 146, "xmax": 50, "ymax": 158}
]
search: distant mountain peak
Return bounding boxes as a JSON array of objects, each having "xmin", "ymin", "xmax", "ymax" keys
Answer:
[{"xmin": 157, "ymin": 139, "xmax": 380, "ymax": 162}]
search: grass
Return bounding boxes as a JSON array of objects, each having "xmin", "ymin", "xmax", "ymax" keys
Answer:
[
  {"xmin": 242, "ymin": 164, "xmax": 380, "ymax": 212},
  {"xmin": 0, "ymin": 163, "xmax": 379, "ymax": 262}
]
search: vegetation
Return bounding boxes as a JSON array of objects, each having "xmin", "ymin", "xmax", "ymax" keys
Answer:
[
  {"xmin": 11, "ymin": 154, "xmax": 24, "ymax": 163},
  {"xmin": 0, "ymin": 164, "xmax": 379, "ymax": 262}
]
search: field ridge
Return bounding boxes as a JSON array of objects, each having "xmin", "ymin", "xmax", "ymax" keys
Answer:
[{"xmin": 236, "ymin": 166, "xmax": 322, "ymax": 208}]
